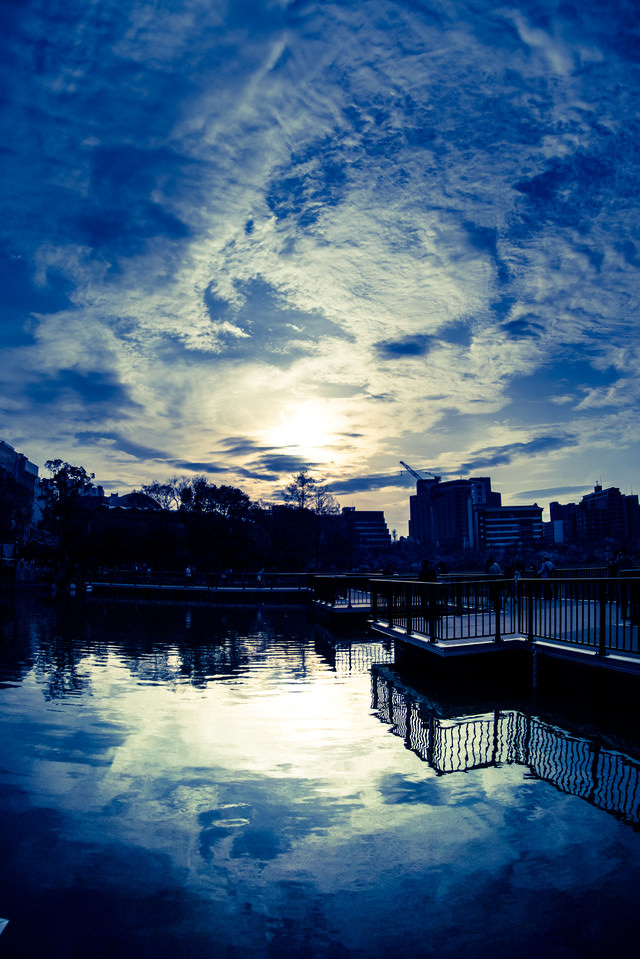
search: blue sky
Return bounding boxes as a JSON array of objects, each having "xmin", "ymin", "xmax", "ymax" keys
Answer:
[{"xmin": 1, "ymin": 0, "xmax": 639, "ymax": 534}]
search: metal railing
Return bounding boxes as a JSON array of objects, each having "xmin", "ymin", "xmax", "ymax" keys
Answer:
[
  {"xmin": 311, "ymin": 573, "xmax": 378, "ymax": 608},
  {"xmin": 89, "ymin": 569, "xmax": 312, "ymax": 591},
  {"xmin": 369, "ymin": 576, "xmax": 640, "ymax": 657},
  {"xmin": 371, "ymin": 577, "xmax": 515, "ymax": 644},
  {"xmin": 517, "ymin": 577, "xmax": 640, "ymax": 655},
  {"xmin": 554, "ymin": 566, "xmax": 610, "ymax": 579}
]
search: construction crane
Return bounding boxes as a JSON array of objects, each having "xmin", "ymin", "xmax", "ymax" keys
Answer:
[{"xmin": 399, "ymin": 461, "xmax": 441, "ymax": 482}]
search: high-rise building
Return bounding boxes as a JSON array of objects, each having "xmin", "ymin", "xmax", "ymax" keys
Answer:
[
  {"xmin": 549, "ymin": 500, "xmax": 580, "ymax": 544},
  {"xmin": 577, "ymin": 485, "xmax": 629, "ymax": 543},
  {"xmin": 0, "ymin": 440, "xmax": 39, "ymax": 494},
  {"xmin": 409, "ymin": 476, "xmax": 500, "ymax": 550},
  {"xmin": 341, "ymin": 507, "xmax": 391, "ymax": 551},
  {"xmin": 623, "ymin": 494, "xmax": 640, "ymax": 543},
  {"xmin": 475, "ymin": 504, "xmax": 544, "ymax": 551},
  {"xmin": 548, "ymin": 486, "xmax": 640, "ymax": 546}
]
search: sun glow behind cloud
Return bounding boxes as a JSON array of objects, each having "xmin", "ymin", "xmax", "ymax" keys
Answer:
[{"xmin": 264, "ymin": 401, "xmax": 342, "ymax": 461}]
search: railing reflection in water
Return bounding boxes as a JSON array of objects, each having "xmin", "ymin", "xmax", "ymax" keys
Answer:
[
  {"xmin": 312, "ymin": 625, "xmax": 393, "ymax": 675},
  {"xmin": 372, "ymin": 666, "xmax": 640, "ymax": 829}
]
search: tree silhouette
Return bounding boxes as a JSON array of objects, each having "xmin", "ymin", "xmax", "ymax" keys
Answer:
[
  {"xmin": 283, "ymin": 470, "xmax": 316, "ymax": 509},
  {"xmin": 40, "ymin": 459, "xmax": 95, "ymax": 579},
  {"xmin": 284, "ymin": 471, "xmax": 339, "ymax": 514},
  {"xmin": 140, "ymin": 480, "xmax": 181, "ymax": 510}
]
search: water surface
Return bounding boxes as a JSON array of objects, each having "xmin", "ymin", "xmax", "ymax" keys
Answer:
[{"xmin": 1, "ymin": 594, "xmax": 639, "ymax": 958}]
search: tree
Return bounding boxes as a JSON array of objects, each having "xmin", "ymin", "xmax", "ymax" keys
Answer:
[
  {"xmin": 176, "ymin": 476, "xmax": 253, "ymax": 520},
  {"xmin": 279, "ymin": 471, "xmax": 342, "ymax": 569},
  {"xmin": 257, "ymin": 503, "xmax": 317, "ymax": 570},
  {"xmin": 140, "ymin": 480, "xmax": 181, "ymax": 510},
  {"xmin": 42, "ymin": 459, "xmax": 94, "ymax": 500},
  {"xmin": 155, "ymin": 475, "xmax": 259, "ymax": 570},
  {"xmin": 40, "ymin": 459, "xmax": 95, "ymax": 578},
  {"xmin": 283, "ymin": 470, "xmax": 317, "ymax": 510},
  {"xmin": 41, "ymin": 460, "xmax": 95, "ymax": 519},
  {"xmin": 283, "ymin": 471, "xmax": 340, "ymax": 515},
  {"xmin": 312, "ymin": 483, "xmax": 340, "ymax": 516},
  {"xmin": 180, "ymin": 476, "xmax": 215, "ymax": 513},
  {"xmin": 208, "ymin": 484, "xmax": 253, "ymax": 521}
]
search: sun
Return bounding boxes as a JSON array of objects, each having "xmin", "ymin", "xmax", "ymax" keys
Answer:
[{"xmin": 267, "ymin": 402, "xmax": 336, "ymax": 455}]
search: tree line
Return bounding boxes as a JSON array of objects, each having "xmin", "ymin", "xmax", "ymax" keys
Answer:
[
  {"xmin": 1, "ymin": 459, "xmax": 361, "ymax": 581},
  {"xmin": 140, "ymin": 468, "xmax": 339, "ymax": 517}
]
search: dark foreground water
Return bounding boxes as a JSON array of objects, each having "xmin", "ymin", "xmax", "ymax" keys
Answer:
[{"xmin": 1, "ymin": 595, "xmax": 640, "ymax": 959}]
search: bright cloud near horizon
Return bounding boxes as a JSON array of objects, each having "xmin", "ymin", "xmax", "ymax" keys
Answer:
[{"xmin": 2, "ymin": 0, "xmax": 639, "ymax": 534}]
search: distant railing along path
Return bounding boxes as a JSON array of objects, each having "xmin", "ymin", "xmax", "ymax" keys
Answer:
[{"xmin": 88, "ymin": 569, "xmax": 312, "ymax": 592}]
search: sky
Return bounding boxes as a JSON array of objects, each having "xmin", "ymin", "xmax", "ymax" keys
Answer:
[{"xmin": 1, "ymin": 0, "xmax": 639, "ymax": 535}]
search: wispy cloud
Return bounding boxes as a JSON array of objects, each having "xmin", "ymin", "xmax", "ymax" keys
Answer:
[
  {"xmin": 332, "ymin": 473, "xmax": 407, "ymax": 495},
  {"xmin": 516, "ymin": 485, "xmax": 594, "ymax": 501},
  {"xmin": 460, "ymin": 435, "xmax": 578, "ymax": 473},
  {"xmin": 75, "ymin": 432, "xmax": 171, "ymax": 462}
]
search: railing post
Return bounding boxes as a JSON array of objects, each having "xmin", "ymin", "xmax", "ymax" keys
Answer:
[
  {"xmin": 527, "ymin": 582, "xmax": 534, "ymax": 643},
  {"xmin": 488, "ymin": 577, "xmax": 502, "ymax": 643},
  {"xmin": 427, "ymin": 583, "xmax": 438, "ymax": 644},
  {"xmin": 406, "ymin": 583, "xmax": 413, "ymax": 636},
  {"xmin": 598, "ymin": 579, "xmax": 607, "ymax": 657}
]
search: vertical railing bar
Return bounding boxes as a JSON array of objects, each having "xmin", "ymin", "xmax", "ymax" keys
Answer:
[
  {"xmin": 582, "ymin": 589, "xmax": 591, "ymax": 648},
  {"xmin": 584, "ymin": 580, "xmax": 588, "ymax": 646},
  {"xmin": 598, "ymin": 580, "xmax": 607, "ymax": 657}
]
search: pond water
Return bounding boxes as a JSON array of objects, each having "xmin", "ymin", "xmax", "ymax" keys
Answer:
[{"xmin": 1, "ymin": 594, "xmax": 640, "ymax": 958}]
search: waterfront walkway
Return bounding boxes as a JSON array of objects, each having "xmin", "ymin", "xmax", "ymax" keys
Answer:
[
  {"xmin": 79, "ymin": 570, "xmax": 312, "ymax": 603},
  {"xmin": 31, "ymin": 569, "xmax": 640, "ymax": 675},
  {"xmin": 367, "ymin": 576, "xmax": 640, "ymax": 673},
  {"xmin": 310, "ymin": 574, "xmax": 640, "ymax": 673}
]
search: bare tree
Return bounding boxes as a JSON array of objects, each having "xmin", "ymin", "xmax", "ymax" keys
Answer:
[
  {"xmin": 312, "ymin": 483, "xmax": 340, "ymax": 516},
  {"xmin": 140, "ymin": 480, "xmax": 181, "ymax": 510},
  {"xmin": 283, "ymin": 470, "xmax": 316, "ymax": 510},
  {"xmin": 284, "ymin": 470, "xmax": 340, "ymax": 515}
]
